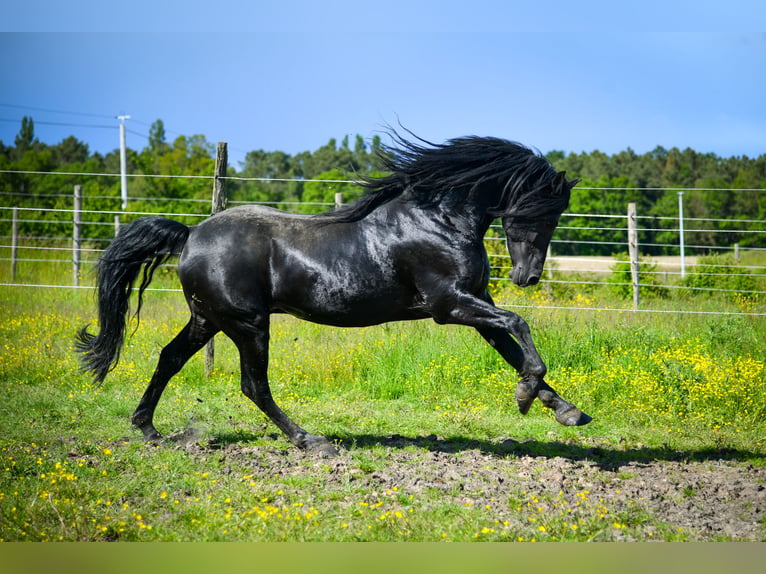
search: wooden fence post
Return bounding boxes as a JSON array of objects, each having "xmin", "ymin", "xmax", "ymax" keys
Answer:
[
  {"xmin": 627, "ymin": 202, "xmax": 640, "ymax": 309},
  {"xmin": 205, "ymin": 142, "xmax": 228, "ymax": 378},
  {"xmin": 211, "ymin": 142, "xmax": 229, "ymax": 213},
  {"xmin": 11, "ymin": 207, "xmax": 19, "ymax": 281},
  {"xmin": 73, "ymin": 185, "xmax": 82, "ymax": 286},
  {"xmin": 334, "ymin": 192, "xmax": 344, "ymax": 210}
]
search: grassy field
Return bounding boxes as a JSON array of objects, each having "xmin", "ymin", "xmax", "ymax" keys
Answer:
[{"xmin": 1, "ymin": 252, "xmax": 765, "ymax": 542}]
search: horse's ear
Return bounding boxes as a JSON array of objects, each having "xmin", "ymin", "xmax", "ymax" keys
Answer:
[
  {"xmin": 553, "ymin": 171, "xmax": 580, "ymax": 194},
  {"xmin": 552, "ymin": 170, "xmax": 567, "ymax": 195}
]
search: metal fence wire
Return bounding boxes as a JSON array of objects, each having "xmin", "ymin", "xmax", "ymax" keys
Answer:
[{"xmin": 1, "ymin": 167, "xmax": 765, "ymax": 317}]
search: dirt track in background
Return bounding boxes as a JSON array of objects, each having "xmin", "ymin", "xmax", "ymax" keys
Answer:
[{"xmin": 548, "ymin": 255, "xmax": 698, "ymax": 273}]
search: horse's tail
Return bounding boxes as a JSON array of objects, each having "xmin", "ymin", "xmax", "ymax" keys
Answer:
[{"xmin": 75, "ymin": 216, "xmax": 191, "ymax": 383}]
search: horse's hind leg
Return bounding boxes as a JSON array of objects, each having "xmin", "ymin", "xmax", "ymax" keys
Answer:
[
  {"xmin": 132, "ymin": 314, "xmax": 218, "ymax": 440},
  {"xmin": 227, "ymin": 317, "xmax": 338, "ymax": 457}
]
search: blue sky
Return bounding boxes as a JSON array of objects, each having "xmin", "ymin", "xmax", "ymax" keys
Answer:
[{"xmin": 2, "ymin": 2, "xmax": 765, "ymax": 168}]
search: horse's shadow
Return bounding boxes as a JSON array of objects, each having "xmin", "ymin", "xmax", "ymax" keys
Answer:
[
  {"xmin": 200, "ymin": 429, "xmax": 763, "ymax": 471},
  {"xmin": 334, "ymin": 433, "xmax": 762, "ymax": 471}
]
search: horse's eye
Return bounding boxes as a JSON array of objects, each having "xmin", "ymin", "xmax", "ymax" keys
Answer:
[{"xmin": 506, "ymin": 229, "xmax": 530, "ymax": 242}]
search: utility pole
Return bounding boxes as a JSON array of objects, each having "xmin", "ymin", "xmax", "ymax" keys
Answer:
[
  {"xmin": 118, "ymin": 115, "xmax": 130, "ymax": 210},
  {"xmin": 627, "ymin": 202, "xmax": 640, "ymax": 310},
  {"xmin": 678, "ymin": 191, "xmax": 685, "ymax": 279}
]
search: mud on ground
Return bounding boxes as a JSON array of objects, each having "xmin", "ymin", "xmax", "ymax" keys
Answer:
[{"xmin": 179, "ymin": 431, "xmax": 766, "ymax": 541}]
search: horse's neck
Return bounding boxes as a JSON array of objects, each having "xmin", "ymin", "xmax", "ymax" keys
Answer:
[{"xmin": 368, "ymin": 196, "xmax": 493, "ymax": 239}]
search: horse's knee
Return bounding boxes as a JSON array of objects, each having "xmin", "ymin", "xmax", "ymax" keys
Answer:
[
  {"xmin": 528, "ymin": 362, "xmax": 547, "ymax": 379},
  {"xmin": 506, "ymin": 313, "xmax": 529, "ymax": 334}
]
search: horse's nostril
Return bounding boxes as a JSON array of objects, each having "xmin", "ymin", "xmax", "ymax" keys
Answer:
[{"xmin": 527, "ymin": 276, "xmax": 540, "ymax": 286}]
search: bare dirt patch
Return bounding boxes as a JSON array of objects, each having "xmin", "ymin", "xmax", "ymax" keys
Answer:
[{"xmin": 182, "ymin": 432, "xmax": 766, "ymax": 541}]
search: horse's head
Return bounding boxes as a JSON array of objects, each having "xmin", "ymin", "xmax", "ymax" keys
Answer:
[
  {"xmin": 502, "ymin": 217, "xmax": 558, "ymax": 287},
  {"xmin": 502, "ymin": 171, "xmax": 579, "ymax": 287}
]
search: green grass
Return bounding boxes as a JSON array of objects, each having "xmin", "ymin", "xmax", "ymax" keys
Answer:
[{"xmin": 1, "ymin": 250, "xmax": 765, "ymax": 541}]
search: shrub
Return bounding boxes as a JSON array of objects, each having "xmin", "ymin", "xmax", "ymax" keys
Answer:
[
  {"xmin": 607, "ymin": 254, "xmax": 667, "ymax": 300},
  {"xmin": 682, "ymin": 254, "xmax": 759, "ymax": 300}
]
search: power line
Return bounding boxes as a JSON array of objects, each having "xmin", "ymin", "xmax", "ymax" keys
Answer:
[
  {"xmin": 0, "ymin": 103, "xmax": 114, "ymax": 120},
  {"xmin": 126, "ymin": 128, "xmax": 149, "ymax": 140},
  {"xmin": 0, "ymin": 118, "xmax": 115, "ymax": 130},
  {"xmin": 130, "ymin": 118, "xmax": 181, "ymax": 138},
  {"xmin": 0, "ymin": 169, "xmax": 359, "ymax": 184}
]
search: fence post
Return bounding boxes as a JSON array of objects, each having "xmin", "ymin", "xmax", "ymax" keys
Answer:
[
  {"xmin": 114, "ymin": 215, "xmax": 120, "ymax": 236},
  {"xmin": 11, "ymin": 207, "xmax": 19, "ymax": 281},
  {"xmin": 627, "ymin": 202, "xmax": 640, "ymax": 309},
  {"xmin": 205, "ymin": 142, "xmax": 228, "ymax": 378},
  {"xmin": 73, "ymin": 185, "xmax": 82, "ymax": 286},
  {"xmin": 334, "ymin": 192, "xmax": 344, "ymax": 210},
  {"xmin": 211, "ymin": 142, "xmax": 229, "ymax": 213}
]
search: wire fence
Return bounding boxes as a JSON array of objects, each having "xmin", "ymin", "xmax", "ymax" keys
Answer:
[{"xmin": 1, "ymin": 169, "xmax": 765, "ymax": 317}]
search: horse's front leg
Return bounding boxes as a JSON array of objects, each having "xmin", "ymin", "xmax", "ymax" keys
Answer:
[
  {"xmin": 477, "ymin": 327, "xmax": 590, "ymax": 426},
  {"xmin": 437, "ymin": 291, "xmax": 591, "ymax": 426},
  {"xmin": 475, "ymin": 325, "xmax": 545, "ymax": 415}
]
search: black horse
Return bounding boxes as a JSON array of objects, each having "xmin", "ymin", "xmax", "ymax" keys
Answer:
[{"xmin": 76, "ymin": 133, "xmax": 588, "ymax": 456}]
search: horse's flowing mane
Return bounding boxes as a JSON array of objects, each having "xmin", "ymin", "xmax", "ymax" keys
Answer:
[{"xmin": 321, "ymin": 131, "xmax": 565, "ymax": 223}]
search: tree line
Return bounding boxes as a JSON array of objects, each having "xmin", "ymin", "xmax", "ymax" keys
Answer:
[
  {"xmin": 549, "ymin": 146, "xmax": 766, "ymax": 255},
  {"xmin": 1, "ymin": 117, "xmax": 764, "ymax": 255}
]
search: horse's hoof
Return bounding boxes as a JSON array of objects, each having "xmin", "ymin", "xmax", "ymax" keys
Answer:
[
  {"xmin": 141, "ymin": 429, "xmax": 163, "ymax": 442},
  {"xmin": 515, "ymin": 385, "xmax": 535, "ymax": 415},
  {"xmin": 315, "ymin": 443, "xmax": 340, "ymax": 458},
  {"xmin": 302, "ymin": 435, "xmax": 340, "ymax": 457},
  {"xmin": 555, "ymin": 408, "xmax": 592, "ymax": 427}
]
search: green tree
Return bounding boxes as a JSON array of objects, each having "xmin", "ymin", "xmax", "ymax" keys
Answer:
[
  {"xmin": 236, "ymin": 149, "xmax": 300, "ymax": 204},
  {"xmin": 300, "ymin": 168, "xmax": 358, "ymax": 214},
  {"xmin": 14, "ymin": 116, "xmax": 36, "ymax": 158},
  {"xmin": 54, "ymin": 136, "xmax": 89, "ymax": 164},
  {"xmin": 148, "ymin": 119, "xmax": 169, "ymax": 154}
]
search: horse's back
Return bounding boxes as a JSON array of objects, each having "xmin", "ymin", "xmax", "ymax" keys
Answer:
[{"xmin": 176, "ymin": 204, "xmax": 430, "ymax": 326}]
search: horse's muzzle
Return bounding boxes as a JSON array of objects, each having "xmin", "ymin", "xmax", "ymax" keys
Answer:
[{"xmin": 510, "ymin": 266, "xmax": 540, "ymax": 288}]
